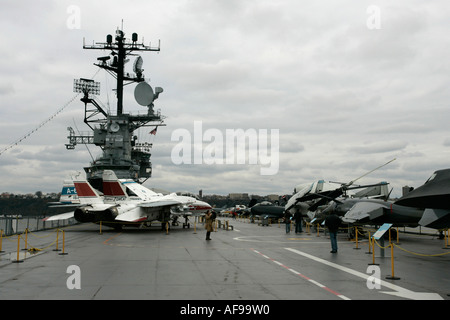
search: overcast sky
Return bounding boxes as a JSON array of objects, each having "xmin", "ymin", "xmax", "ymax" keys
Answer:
[{"xmin": 1, "ymin": 0, "xmax": 450, "ymax": 198}]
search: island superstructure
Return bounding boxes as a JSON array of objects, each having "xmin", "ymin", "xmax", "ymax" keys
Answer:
[{"xmin": 65, "ymin": 28, "xmax": 165, "ymax": 191}]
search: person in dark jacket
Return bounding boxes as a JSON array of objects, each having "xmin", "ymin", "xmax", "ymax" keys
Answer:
[
  {"xmin": 284, "ymin": 211, "xmax": 292, "ymax": 233},
  {"xmin": 293, "ymin": 211, "xmax": 303, "ymax": 234},
  {"xmin": 325, "ymin": 213, "xmax": 341, "ymax": 253}
]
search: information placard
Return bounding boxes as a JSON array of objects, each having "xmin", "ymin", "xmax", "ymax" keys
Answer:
[{"xmin": 372, "ymin": 223, "xmax": 393, "ymax": 240}]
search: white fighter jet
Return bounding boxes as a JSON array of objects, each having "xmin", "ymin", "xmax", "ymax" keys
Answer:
[{"xmin": 44, "ymin": 170, "xmax": 211, "ymax": 230}]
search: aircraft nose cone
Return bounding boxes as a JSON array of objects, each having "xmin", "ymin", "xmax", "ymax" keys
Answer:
[
  {"xmin": 199, "ymin": 201, "xmax": 212, "ymax": 209},
  {"xmin": 190, "ymin": 200, "xmax": 212, "ymax": 211}
]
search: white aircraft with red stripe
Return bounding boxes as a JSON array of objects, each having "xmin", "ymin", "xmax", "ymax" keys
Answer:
[{"xmin": 45, "ymin": 170, "xmax": 212, "ymax": 230}]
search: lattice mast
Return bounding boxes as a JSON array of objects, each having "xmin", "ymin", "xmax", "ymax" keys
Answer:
[{"xmin": 66, "ymin": 28, "xmax": 165, "ymax": 190}]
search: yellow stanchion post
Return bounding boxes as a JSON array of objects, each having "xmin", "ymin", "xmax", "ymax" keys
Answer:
[
  {"xmin": 53, "ymin": 229, "xmax": 61, "ymax": 251},
  {"xmin": 22, "ymin": 228, "xmax": 28, "ymax": 251},
  {"xmin": 193, "ymin": 221, "xmax": 197, "ymax": 234},
  {"xmin": 12, "ymin": 234, "xmax": 24, "ymax": 263},
  {"xmin": 99, "ymin": 221, "xmax": 102, "ymax": 235},
  {"xmin": 445, "ymin": 229, "xmax": 449, "ymax": 247},
  {"xmin": 366, "ymin": 231, "xmax": 372, "ymax": 254},
  {"xmin": 0, "ymin": 229, "xmax": 4, "ymax": 253},
  {"xmin": 386, "ymin": 243, "xmax": 400, "ymax": 280},
  {"xmin": 446, "ymin": 229, "xmax": 449, "ymax": 246},
  {"xmin": 445, "ymin": 229, "xmax": 448, "ymax": 248},
  {"xmin": 59, "ymin": 230, "xmax": 68, "ymax": 255},
  {"xmin": 368, "ymin": 237, "xmax": 379, "ymax": 266},
  {"xmin": 166, "ymin": 222, "xmax": 169, "ymax": 235},
  {"xmin": 396, "ymin": 227, "xmax": 400, "ymax": 244},
  {"xmin": 354, "ymin": 227, "xmax": 360, "ymax": 250},
  {"xmin": 443, "ymin": 229, "xmax": 449, "ymax": 250}
]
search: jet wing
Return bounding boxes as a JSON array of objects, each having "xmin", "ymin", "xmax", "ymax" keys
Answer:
[
  {"xmin": 115, "ymin": 210, "xmax": 147, "ymax": 222},
  {"xmin": 115, "ymin": 200, "xmax": 186, "ymax": 222},
  {"xmin": 138, "ymin": 200, "xmax": 184, "ymax": 208},
  {"xmin": 48, "ymin": 203, "xmax": 80, "ymax": 208},
  {"xmin": 43, "ymin": 212, "xmax": 75, "ymax": 221},
  {"xmin": 342, "ymin": 201, "xmax": 387, "ymax": 223},
  {"xmin": 171, "ymin": 210, "xmax": 192, "ymax": 217}
]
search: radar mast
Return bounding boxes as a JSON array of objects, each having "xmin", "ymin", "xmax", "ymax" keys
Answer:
[{"xmin": 66, "ymin": 28, "xmax": 165, "ymax": 191}]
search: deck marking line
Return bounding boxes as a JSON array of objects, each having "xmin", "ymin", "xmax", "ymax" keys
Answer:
[
  {"xmin": 251, "ymin": 248, "xmax": 350, "ymax": 300},
  {"xmin": 103, "ymin": 232, "xmax": 122, "ymax": 245},
  {"xmin": 285, "ymin": 247, "xmax": 443, "ymax": 300}
]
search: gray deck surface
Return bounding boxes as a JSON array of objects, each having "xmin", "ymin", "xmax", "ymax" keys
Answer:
[{"xmin": 1, "ymin": 218, "xmax": 449, "ymax": 302}]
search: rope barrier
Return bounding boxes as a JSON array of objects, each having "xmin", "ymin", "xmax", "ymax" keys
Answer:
[
  {"xmin": 358, "ymin": 226, "xmax": 450, "ymax": 257},
  {"xmin": 373, "ymin": 238, "xmax": 391, "ymax": 250},
  {"xmin": 392, "ymin": 242, "xmax": 450, "ymax": 257},
  {"xmin": 4, "ymin": 219, "xmax": 449, "ymax": 266},
  {"xmin": 251, "ymin": 219, "xmax": 450, "ymax": 260},
  {"xmin": 1, "ymin": 228, "xmax": 68, "ymax": 263}
]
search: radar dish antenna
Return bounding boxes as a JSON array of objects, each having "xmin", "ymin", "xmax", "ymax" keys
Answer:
[
  {"xmin": 134, "ymin": 81, "xmax": 154, "ymax": 106},
  {"xmin": 133, "ymin": 55, "xmax": 144, "ymax": 79}
]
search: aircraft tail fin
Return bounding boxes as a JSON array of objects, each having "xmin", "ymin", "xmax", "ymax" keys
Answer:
[
  {"xmin": 48, "ymin": 180, "xmax": 80, "ymax": 207},
  {"xmin": 418, "ymin": 209, "xmax": 450, "ymax": 229},
  {"xmin": 73, "ymin": 176, "xmax": 103, "ymax": 204},
  {"xmin": 59, "ymin": 180, "xmax": 80, "ymax": 204},
  {"xmin": 353, "ymin": 182, "xmax": 390, "ymax": 199},
  {"xmin": 102, "ymin": 170, "xmax": 128, "ymax": 197}
]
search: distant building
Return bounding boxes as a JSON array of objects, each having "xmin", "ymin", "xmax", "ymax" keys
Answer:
[
  {"xmin": 228, "ymin": 193, "xmax": 249, "ymax": 200},
  {"xmin": 266, "ymin": 194, "xmax": 280, "ymax": 202}
]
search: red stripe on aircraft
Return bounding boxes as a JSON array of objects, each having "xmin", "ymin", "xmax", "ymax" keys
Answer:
[
  {"xmin": 133, "ymin": 217, "xmax": 148, "ymax": 222},
  {"xmin": 103, "ymin": 181, "xmax": 126, "ymax": 196},
  {"xmin": 74, "ymin": 182, "xmax": 97, "ymax": 197},
  {"xmin": 189, "ymin": 205, "xmax": 212, "ymax": 210}
]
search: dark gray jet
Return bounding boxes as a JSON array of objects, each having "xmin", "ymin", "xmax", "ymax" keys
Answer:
[{"xmin": 338, "ymin": 169, "xmax": 450, "ymax": 230}]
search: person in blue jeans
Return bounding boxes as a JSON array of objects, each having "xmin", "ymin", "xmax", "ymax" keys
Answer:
[
  {"xmin": 284, "ymin": 211, "xmax": 292, "ymax": 233},
  {"xmin": 325, "ymin": 213, "xmax": 341, "ymax": 253}
]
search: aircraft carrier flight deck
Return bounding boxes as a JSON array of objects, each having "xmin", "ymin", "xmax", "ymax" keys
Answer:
[{"xmin": 0, "ymin": 217, "xmax": 448, "ymax": 301}]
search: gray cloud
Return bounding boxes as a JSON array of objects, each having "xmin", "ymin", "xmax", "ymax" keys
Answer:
[{"xmin": 0, "ymin": 0, "xmax": 449, "ymax": 197}]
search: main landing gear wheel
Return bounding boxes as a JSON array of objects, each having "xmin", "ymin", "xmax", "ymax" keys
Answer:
[{"xmin": 182, "ymin": 217, "xmax": 190, "ymax": 229}]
